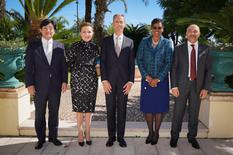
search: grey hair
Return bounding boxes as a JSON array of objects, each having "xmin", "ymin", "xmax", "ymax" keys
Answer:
[{"xmin": 113, "ymin": 14, "xmax": 125, "ymax": 21}]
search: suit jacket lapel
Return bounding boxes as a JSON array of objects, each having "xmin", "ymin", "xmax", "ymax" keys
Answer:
[
  {"xmin": 50, "ymin": 41, "xmax": 57, "ymax": 66},
  {"xmin": 111, "ymin": 35, "xmax": 118, "ymax": 58},
  {"xmin": 38, "ymin": 40, "xmax": 50, "ymax": 66},
  {"xmin": 118, "ymin": 35, "xmax": 126, "ymax": 57},
  {"xmin": 198, "ymin": 44, "xmax": 206, "ymax": 57},
  {"xmin": 197, "ymin": 44, "xmax": 206, "ymax": 72},
  {"xmin": 184, "ymin": 42, "xmax": 189, "ymax": 72}
]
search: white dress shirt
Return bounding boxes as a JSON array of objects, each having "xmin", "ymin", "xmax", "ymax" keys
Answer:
[
  {"xmin": 42, "ymin": 37, "xmax": 53, "ymax": 65},
  {"xmin": 187, "ymin": 41, "xmax": 198, "ymax": 78},
  {"xmin": 113, "ymin": 33, "xmax": 123, "ymax": 51}
]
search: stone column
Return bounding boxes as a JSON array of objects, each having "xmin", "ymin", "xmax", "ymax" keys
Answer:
[
  {"xmin": 199, "ymin": 92, "xmax": 233, "ymax": 138},
  {"xmin": 0, "ymin": 86, "xmax": 30, "ymax": 135}
]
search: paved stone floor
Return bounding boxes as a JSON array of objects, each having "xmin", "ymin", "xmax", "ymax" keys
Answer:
[{"xmin": 0, "ymin": 137, "xmax": 233, "ymax": 155}]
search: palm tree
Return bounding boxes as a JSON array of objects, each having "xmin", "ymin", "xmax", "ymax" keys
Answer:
[
  {"xmin": 18, "ymin": 0, "xmax": 75, "ymax": 41},
  {"xmin": 124, "ymin": 24, "xmax": 149, "ymax": 55},
  {"xmin": 85, "ymin": 0, "xmax": 92, "ymax": 22},
  {"xmin": 94, "ymin": 0, "xmax": 127, "ymax": 46},
  {"xmin": 51, "ymin": 16, "xmax": 69, "ymax": 32},
  {"xmin": 0, "ymin": 0, "xmax": 6, "ymax": 19}
]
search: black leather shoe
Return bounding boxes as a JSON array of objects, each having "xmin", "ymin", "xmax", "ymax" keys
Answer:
[
  {"xmin": 34, "ymin": 141, "xmax": 44, "ymax": 150},
  {"xmin": 188, "ymin": 138, "xmax": 200, "ymax": 149},
  {"xmin": 78, "ymin": 141, "xmax": 84, "ymax": 146},
  {"xmin": 118, "ymin": 139, "xmax": 127, "ymax": 148},
  {"xmin": 86, "ymin": 140, "xmax": 92, "ymax": 145},
  {"xmin": 170, "ymin": 138, "xmax": 178, "ymax": 148},
  {"xmin": 106, "ymin": 139, "xmax": 115, "ymax": 147},
  {"xmin": 49, "ymin": 138, "xmax": 63, "ymax": 146}
]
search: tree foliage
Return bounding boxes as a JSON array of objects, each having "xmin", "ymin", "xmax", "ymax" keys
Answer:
[
  {"xmin": 0, "ymin": 10, "xmax": 27, "ymax": 41},
  {"xmin": 124, "ymin": 24, "xmax": 150, "ymax": 55},
  {"xmin": 94, "ymin": 0, "xmax": 127, "ymax": 46},
  {"xmin": 156, "ymin": 0, "xmax": 231, "ymax": 46},
  {"xmin": 18, "ymin": 0, "xmax": 75, "ymax": 41}
]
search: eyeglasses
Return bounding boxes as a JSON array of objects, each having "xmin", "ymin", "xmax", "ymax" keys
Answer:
[{"xmin": 152, "ymin": 26, "xmax": 162, "ymax": 30}]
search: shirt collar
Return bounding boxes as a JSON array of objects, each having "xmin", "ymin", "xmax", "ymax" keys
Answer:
[
  {"xmin": 42, "ymin": 37, "xmax": 53, "ymax": 44},
  {"xmin": 187, "ymin": 41, "xmax": 198, "ymax": 47},
  {"xmin": 113, "ymin": 33, "xmax": 123, "ymax": 40}
]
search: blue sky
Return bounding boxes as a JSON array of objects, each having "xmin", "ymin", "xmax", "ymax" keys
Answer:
[{"xmin": 6, "ymin": 0, "xmax": 164, "ymax": 27}]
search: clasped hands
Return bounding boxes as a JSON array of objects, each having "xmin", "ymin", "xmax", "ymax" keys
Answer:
[
  {"xmin": 146, "ymin": 75, "xmax": 160, "ymax": 87},
  {"xmin": 102, "ymin": 80, "xmax": 132, "ymax": 95}
]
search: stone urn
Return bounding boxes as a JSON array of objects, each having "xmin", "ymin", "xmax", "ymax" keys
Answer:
[
  {"xmin": 0, "ymin": 47, "xmax": 25, "ymax": 88},
  {"xmin": 211, "ymin": 51, "xmax": 233, "ymax": 92}
]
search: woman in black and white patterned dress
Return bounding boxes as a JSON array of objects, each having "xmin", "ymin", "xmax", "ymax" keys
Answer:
[{"xmin": 65, "ymin": 22, "xmax": 99, "ymax": 146}]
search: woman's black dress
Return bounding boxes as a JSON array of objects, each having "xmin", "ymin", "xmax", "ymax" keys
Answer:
[{"xmin": 66, "ymin": 41, "xmax": 99, "ymax": 112}]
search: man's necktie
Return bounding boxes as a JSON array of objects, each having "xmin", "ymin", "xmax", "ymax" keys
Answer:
[
  {"xmin": 46, "ymin": 41, "xmax": 52, "ymax": 65},
  {"xmin": 115, "ymin": 37, "xmax": 121, "ymax": 57},
  {"xmin": 190, "ymin": 44, "xmax": 196, "ymax": 80}
]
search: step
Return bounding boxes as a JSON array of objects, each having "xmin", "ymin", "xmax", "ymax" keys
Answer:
[{"xmin": 19, "ymin": 120, "xmax": 208, "ymax": 138}]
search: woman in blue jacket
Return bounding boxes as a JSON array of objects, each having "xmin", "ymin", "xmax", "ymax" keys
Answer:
[{"xmin": 137, "ymin": 18, "xmax": 173, "ymax": 145}]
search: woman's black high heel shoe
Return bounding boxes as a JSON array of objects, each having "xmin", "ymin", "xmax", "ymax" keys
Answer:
[
  {"xmin": 84, "ymin": 130, "xmax": 92, "ymax": 145},
  {"xmin": 78, "ymin": 131, "xmax": 84, "ymax": 146},
  {"xmin": 145, "ymin": 133, "xmax": 153, "ymax": 144},
  {"xmin": 86, "ymin": 140, "xmax": 92, "ymax": 145},
  {"xmin": 151, "ymin": 132, "xmax": 159, "ymax": 145},
  {"xmin": 78, "ymin": 141, "xmax": 84, "ymax": 146}
]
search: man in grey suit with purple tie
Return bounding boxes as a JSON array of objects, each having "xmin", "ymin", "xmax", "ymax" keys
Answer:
[
  {"xmin": 170, "ymin": 24, "xmax": 212, "ymax": 149},
  {"xmin": 100, "ymin": 14, "xmax": 135, "ymax": 148},
  {"xmin": 25, "ymin": 19, "xmax": 68, "ymax": 149}
]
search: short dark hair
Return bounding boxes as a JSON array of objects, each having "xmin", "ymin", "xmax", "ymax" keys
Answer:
[
  {"xmin": 79, "ymin": 22, "xmax": 93, "ymax": 32},
  {"xmin": 151, "ymin": 18, "xmax": 163, "ymax": 27},
  {"xmin": 40, "ymin": 19, "xmax": 57, "ymax": 30}
]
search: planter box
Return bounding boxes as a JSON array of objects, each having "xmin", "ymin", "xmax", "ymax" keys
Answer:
[
  {"xmin": 0, "ymin": 86, "xmax": 30, "ymax": 136},
  {"xmin": 199, "ymin": 92, "xmax": 233, "ymax": 138}
]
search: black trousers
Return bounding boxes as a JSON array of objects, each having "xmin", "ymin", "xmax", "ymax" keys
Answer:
[
  {"xmin": 171, "ymin": 80, "xmax": 201, "ymax": 139},
  {"xmin": 34, "ymin": 89, "xmax": 61, "ymax": 142},
  {"xmin": 105, "ymin": 82, "xmax": 128, "ymax": 140}
]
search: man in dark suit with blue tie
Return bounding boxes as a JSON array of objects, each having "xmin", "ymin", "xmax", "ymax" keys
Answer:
[
  {"xmin": 100, "ymin": 14, "xmax": 135, "ymax": 148},
  {"xmin": 170, "ymin": 24, "xmax": 212, "ymax": 149},
  {"xmin": 25, "ymin": 19, "xmax": 68, "ymax": 149}
]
